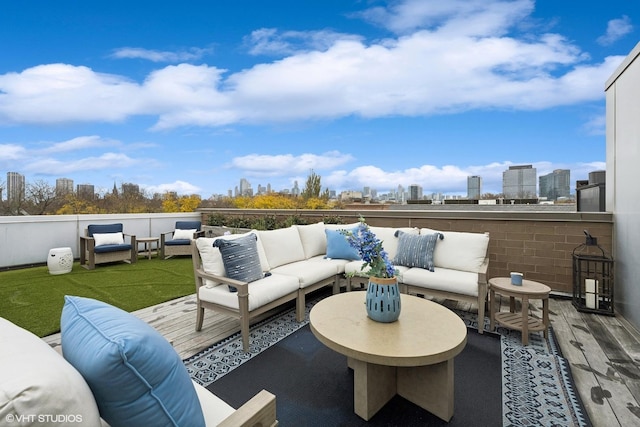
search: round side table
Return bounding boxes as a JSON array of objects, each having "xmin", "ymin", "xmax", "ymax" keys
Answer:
[
  {"xmin": 47, "ymin": 247, "xmax": 73, "ymax": 275},
  {"xmin": 489, "ymin": 277, "xmax": 551, "ymax": 345}
]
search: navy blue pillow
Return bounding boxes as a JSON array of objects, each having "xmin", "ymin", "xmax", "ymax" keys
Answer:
[
  {"xmin": 213, "ymin": 234, "xmax": 264, "ymax": 288},
  {"xmin": 393, "ymin": 231, "xmax": 443, "ymax": 272}
]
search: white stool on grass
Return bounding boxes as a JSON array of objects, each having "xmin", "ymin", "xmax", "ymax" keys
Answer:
[{"xmin": 47, "ymin": 247, "xmax": 73, "ymax": 275}]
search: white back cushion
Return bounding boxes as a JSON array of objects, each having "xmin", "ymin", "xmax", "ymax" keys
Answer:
[
  {"xmin": 257, "ymin": 226, "xmax": 306, "ymax": 268},
  {"xmin": 420, "ymin": 228, "xmax": 489, "ymax": 273},
  {"xmin": 295, "ymin": 222, "xmax": 326, "ymax": 258}
]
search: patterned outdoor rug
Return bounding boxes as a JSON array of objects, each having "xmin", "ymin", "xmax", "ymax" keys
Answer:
[{"xmin": 184, "ymin": 294, "xmax": 591, "ymax": 427}]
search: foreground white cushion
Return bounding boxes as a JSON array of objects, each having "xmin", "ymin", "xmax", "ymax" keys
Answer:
[
  {"xmin": 368, "ymin": 226, "xmax": 418, "ymax": 260},
  {"xmin": 0, "ymin": 317, "xmax": 102, "ymax": 427},
  {"xmin": 270, "ymin": 260, "xmax": 337, "ymax": 288},
  {"xmin": 192, "ymin": 381, "xmax": 235, "ymax": 426}
]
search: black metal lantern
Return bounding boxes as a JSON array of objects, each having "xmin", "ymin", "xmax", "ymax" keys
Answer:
[{"xmin": 572, "ymin": 230, "xmax": 614, "ymax": 315}]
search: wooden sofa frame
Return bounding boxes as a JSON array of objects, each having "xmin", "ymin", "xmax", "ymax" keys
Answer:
[{"xmin": 191, "ymin": 241, "xmax": 300, "ymax": 352}]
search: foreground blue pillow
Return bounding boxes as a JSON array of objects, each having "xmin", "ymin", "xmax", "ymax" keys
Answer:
[
  {"xmin": 325, "ymin": 228, "xmax": 361, "ymax": 260},
  {"xmin": 60, "ymin": 296, "xmax": 205, "ymax": 427}
]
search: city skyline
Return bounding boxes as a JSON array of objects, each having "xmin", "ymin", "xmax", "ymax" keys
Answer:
[
  {"xmin": 1, "ymin": 1, "xmax": 638, "ymax": 197},
  {"xmin": 3, "ymin": 164, "xmax": 582, "ymax": 203}
]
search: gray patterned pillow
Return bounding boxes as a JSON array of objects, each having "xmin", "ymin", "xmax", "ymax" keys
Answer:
[
  {"xmin": 213, "ymin": 234, "xmax": 264, "ymax": 290},
  {"xmin": 393, "ymin": 231, "xmax": 443, "ymax": 272}
]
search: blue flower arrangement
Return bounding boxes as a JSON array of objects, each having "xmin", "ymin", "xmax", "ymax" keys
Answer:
[{"xmin": 341, "ymin": 216, "xmax": 397, "ymax": 279}]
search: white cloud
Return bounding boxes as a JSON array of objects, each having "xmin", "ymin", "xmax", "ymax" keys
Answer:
[
  {"xmin": 0, "ymin": 144, "xmax": 27, "ymax": 161},
  {"xmin": 0, "ymin": 0, "xmax": 627, "ymax": 130},
  {"xmin": 143, "ymin": 180, "xmax": 201, "ymax": 195},
  {"xmin": 25, "ymin": 153, "xmax": 138, "ymax": 175},
  {"xmin": 245, "ymin": 28, "xmax": 362, "ymax": 56},
  {"xmin": 39, "ymin": 135, "xmax": 120, "ymax": 154},
  {"xmin": 230, "ymin": 151, "xmax": 354, "ymax": 177},
  {"xmin": 597, "ymin": 16, "xmax": 633, "ymax": 46},
  {"xmin": 111, "ymin": 47, "xmax": 211, "ymax": 62}
]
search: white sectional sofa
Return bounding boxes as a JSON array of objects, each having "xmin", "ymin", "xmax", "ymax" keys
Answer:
[{"xmin": 191, "ymin": 222, "xmax": 491, "ymax": 352}]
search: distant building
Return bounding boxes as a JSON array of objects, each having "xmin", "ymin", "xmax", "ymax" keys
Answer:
[
  {"xmin": 503, "ymin": 165, "xmax": 537, "ymax": 198},
  {"xmin": 539, "ymin": 169, "xmax": 570, "ymax": 200},
  {"xmin": 56, "ymin": 178, "xmax": 74, "ymax": 196},
  {"xmin": 77, "ymin": 184, "xmax": 95, "ymax": 200},
  {"xmin": 7, "ymin": 172, "xmax": 25, "ymax": 202},
  {"xmin": 408, "ymin": 184, "xmax": 423, "ymax": 200},
  {"xmin": 467, "ymin": 176, "xmax": 482, "ymax": 199}
]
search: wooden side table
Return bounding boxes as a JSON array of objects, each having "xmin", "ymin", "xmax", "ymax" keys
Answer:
[
  {"xmin": 489, "ymin": 277, "xmax": 551, "ymax": 345},
  {"xmin": 137, "ymin": 237, "xmax": 159, "ymax": 260}
]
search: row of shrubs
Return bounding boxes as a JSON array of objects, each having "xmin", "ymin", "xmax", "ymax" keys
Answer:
[{"xmin": 206, "ymin": 213, "xmax": 347, "ymax": 231}]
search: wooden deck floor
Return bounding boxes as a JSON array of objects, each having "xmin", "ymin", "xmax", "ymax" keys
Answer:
[{"xmin": 44, "ymin": 293, "xmax": 640, "ymax": 427}]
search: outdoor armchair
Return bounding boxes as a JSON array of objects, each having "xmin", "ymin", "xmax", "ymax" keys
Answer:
[
  {"xmin": 160, "ymin": 220, "xmax": 203, "ymax": 259},
  {"xmin": 79, "ymin": 223, "xmax": 136, "ymax": 270}
]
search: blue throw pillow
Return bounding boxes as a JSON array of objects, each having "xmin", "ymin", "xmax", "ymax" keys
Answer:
[
  {"xmin": 60, "ymin": 296, "xmax": 205, "ymax": 427},
  {"xmin": 213, "ymin": 233, "xmax": 264, "ymax": 290},
  {"xmin": 325, "ymin": 228, "xmax": 361, "ymax": 260},
  {"xmin": 393, "ymin": 231, "xmax": 443, "ymax": 271}
]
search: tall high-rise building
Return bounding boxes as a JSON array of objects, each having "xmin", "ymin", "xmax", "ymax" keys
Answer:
[
  {"xmin": 408, "ymin": 184, "xmax": 423, "ymax": 200},
  {"xmin": 467, "ymin": 176, "xmax": 482, "ymax": 199},
  {"xmin": 56, "ymin": 178, "xmax": 74, "ymax": 196},
  {"xmin": 539, "ymin": 169, "xmax": 570, "ymax": 200},
  {"xmin": 7, "ymin": 172, "xmax": 25, "ymax": 202},
  {"xmin": 503, "ymin": 165, "xmax": 537, "ymax": 198},
  {"xmin": 239, "ymin": 178, "xmax": 252, "ymax": 196}
]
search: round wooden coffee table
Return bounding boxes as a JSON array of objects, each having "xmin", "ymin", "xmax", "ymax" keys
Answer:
[
  {"xmin": 488, "ymin": 277, "xmax": 551, "ymax": 345},
  {"xmin": 309, "ymin": 292, "xmax": 467, "ymax": 422}
]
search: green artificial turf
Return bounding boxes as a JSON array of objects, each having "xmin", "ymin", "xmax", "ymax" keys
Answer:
[{"xmin": 0, "ymin": 256, "xmax": 196, "ymax": 338}]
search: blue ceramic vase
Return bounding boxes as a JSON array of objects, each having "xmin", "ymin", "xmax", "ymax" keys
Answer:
[{"xmin": 366, "ymin": 276, "xmax": 401, "ymax": 323}]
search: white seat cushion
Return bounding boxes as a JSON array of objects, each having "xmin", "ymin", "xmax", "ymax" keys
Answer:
[
  {"xmin": 305, "ymin": 255, "xmax": 351, "ymax": 274},
  {"xmin": 402, "ymin": 267, "xmax": 480, "ymax": 297},
  {"xmin": 198, "ymin": 273, "xmax": 299, "ymax": 311},
  {"xmin": 270, "ymin": 261, "xmax": 337, "ymax": 289},
  {"xmin": 344, "ymin": 260, "xmax": 411, "ymax": 282}
]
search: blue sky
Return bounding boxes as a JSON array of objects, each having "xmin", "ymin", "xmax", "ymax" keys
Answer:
[{"xmin": 0, "ymin": 0, "xmax": 638, "ymax": 198}]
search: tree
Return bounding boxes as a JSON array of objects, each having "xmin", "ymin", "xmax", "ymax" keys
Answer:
[
  {"xmin": 26, "ymin": 180, "xmax": 58, "ymax": 214},
  {"xmin": 301, "ymin": 170, "xmax": 322, "ymax": 199}
]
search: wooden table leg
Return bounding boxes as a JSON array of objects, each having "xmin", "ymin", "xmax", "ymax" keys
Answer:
[
  {"xmin": 521, "ymin": 295, "xmax": 529, "ymax": 345},
  {"xmin": 489, "ymin": 289, "xmax": 495, "ymax": 331},
  {"xmin": 543, "ymin": 296, "xmax": 549, "ymax": 339}
]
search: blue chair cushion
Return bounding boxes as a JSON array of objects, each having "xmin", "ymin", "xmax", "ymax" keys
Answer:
[
  {"xmin": 60, "ymin": 296, "xmax": 205, "ymax": 427},
  {"xmin": 87, "ymin": 223, "xmax": 123, "ymax": 237},
  {"xmin": 165, "ymin": 239, "xmax": 191, "ymax": 246},
  {"xmin": 175, "ymin": 221, "xmax": 201, "ymax": 231},
  {"xmin": 93, "ymin": 243, "xmax": 132, "ymax": 253}
]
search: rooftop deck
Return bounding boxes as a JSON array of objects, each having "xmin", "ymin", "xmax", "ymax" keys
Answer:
[{"xmin": 43, "ymin": 290, "xmax": 640, "ymax": 426}]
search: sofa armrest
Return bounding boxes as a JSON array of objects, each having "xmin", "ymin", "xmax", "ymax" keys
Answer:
[
  {"xmin": 218, "ymin": 389, "xmax": 277, "ymax": 427},
  {"xmin": 195, "ymin": 268, "xmax": 249, "ymax": 294}
]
